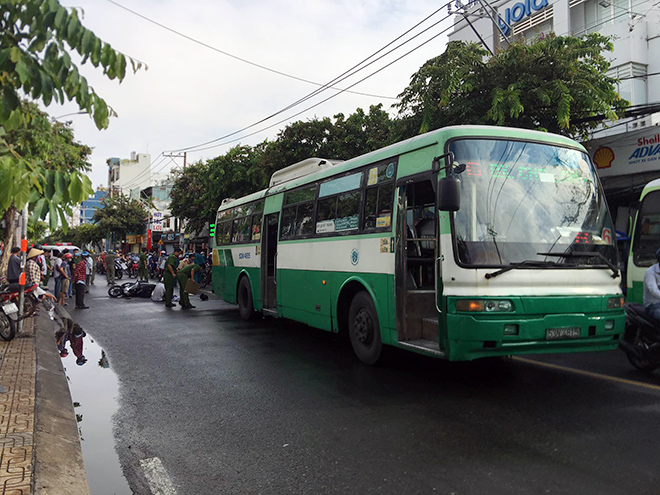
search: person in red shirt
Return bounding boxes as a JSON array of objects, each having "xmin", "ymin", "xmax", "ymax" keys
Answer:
[{"xmin": 73, "ymin": 253, "xmax": 89, "ymax": 309}]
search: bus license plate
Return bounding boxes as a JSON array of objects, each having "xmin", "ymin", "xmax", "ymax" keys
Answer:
[
  {"xmin": 546, "ymin": 327, "xmax": 581, "ymax": 340},
  {"xmin": 2, "ymin": 303, "xmax": 18, "ymax": 315}
]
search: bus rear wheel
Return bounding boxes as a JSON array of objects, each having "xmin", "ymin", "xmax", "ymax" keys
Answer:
[
  {"xmin": 237, "ymin": 277, "xmax": 254, "ymax": 321},
  {"xmin": 348, "ymin": 291, "xmax": 382, "ymax": 365}
]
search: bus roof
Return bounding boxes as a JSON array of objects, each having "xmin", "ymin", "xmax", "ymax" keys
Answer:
[{"xmin": 217, "ymin": 125, "xmax": 585, "ymax": 212}]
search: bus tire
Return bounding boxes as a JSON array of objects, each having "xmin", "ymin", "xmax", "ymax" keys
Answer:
[
  {"xmin": 348, "ymin": 291, "xmax": 382, "ymax": 365},
  {"xmin": 238, "ymin": 277, "xmax": 254, "ymax": 321}
]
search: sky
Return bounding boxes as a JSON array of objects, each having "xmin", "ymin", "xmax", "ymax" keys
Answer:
[{"xmin": 51, "ymin": 0, "xmax": 455, "ymax": 192}]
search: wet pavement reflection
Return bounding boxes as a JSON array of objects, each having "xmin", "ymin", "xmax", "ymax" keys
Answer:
[{"xmin": 58, "ymin": 325, "xmax": 131, "ymax": 494}]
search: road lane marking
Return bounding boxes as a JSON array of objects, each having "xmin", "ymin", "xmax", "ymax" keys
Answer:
[
  {"xmin": 140, "ymin": 457, "xmax": 177, "ymax": 495},
  {"xmin": 513, "ymin": 356, "xmax": 660, "ymax": 393}
]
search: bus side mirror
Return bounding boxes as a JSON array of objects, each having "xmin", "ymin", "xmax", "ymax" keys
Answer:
[{"xmin": 438, "ymin": 176, "xmax": 461, "ymax": 211}]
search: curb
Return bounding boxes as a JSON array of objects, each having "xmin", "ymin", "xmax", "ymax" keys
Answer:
[{"xmin": 33, "ymin": 310, "xmax": 89, "ymax": 495}]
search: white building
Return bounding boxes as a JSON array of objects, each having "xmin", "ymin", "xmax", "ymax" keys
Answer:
[
  {"xmin": 448, "ymin": 0, "xmax": 660, "ymax": 229},
  {"xmin": 107, "ymin": 151, "xmax": 152, "ymax": 197}
]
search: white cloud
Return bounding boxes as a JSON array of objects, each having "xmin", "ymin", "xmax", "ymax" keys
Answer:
[{"xmin": 53, "ymin": 0, "xmax": 452, "ymax": 189}]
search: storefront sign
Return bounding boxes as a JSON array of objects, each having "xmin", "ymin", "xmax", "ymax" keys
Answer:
[
  {"xmin": 498, "ymin": 0, "xmax": 549, "ymax": 34},
  {"xmin": 587, "ymin": 129, "xmax": 660, "ymax": 177}
]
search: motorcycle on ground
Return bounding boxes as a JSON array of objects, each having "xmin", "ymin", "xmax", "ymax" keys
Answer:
[
  {"xmin": 108, "ymin": 280, "xmax": 156, "ymax": 298},
  {"xmin": 620, "ymin": 303, "xmax": 660, "ymax": 373}
]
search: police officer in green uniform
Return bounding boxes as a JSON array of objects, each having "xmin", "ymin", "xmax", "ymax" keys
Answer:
[
  {"xmin": 177, "ymin": 254, "xmax": 200, "ymax": 309},
  {"xmin": 163, "ymin": 248, "xmax": 181, "ymax": 308},
  {"xmin": 138, "ymin": 248, "xmax": 149, "ymax": 281}
]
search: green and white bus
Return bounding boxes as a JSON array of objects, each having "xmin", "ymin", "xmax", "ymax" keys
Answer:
[
  {"xmin": 626, "ymin": 178, "xmax": 660, "ymax": 303},
  {"xmin": 212, "ymin": 125, "xmax": 625, "ymax": 364}
]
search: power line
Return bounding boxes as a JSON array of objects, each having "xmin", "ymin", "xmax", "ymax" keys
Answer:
[
  {"xmin": 187, "ymin": 20, "xmax": 455, "ymax": 154},
  {"xmin": 104, "ymin": 0, "xmax": 395, "ymax": 101},
  {"xmin": 167, "ymin": 3, "xmax": 454, "ymax": 154}
]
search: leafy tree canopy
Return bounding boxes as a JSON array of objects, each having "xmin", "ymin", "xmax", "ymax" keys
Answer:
[
  {"xmin": 93, "ymin": 195, "xmax": 150, "ymax": 241},
  {"xmin": 395, "ymin": 34, "xmax": 629, "ymax": 140},
  {"xmin": 0, "ymin": 0, "xmax": 143, "ymax": 266}
]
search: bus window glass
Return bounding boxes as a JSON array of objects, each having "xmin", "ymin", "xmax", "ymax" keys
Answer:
[
  {"xmin": 284, "ymin": 185, "xmax": 316, "ymax": 206},
  {"xmin": 251, "ymin": 212, "xmax": 263, "ymax": 241},
  {"xmin": 232, "ymin": 216, "xmax": 251, "ymax": 243},
  {"xmin": 319, "ymin": 172, "xmax": 362, "ymax": 198},
  {"xmin": 364, "ymin": 182, "xmax": 394, "ymax": 230},
  {"xmin": 281, "ymin": 206, "xmax": 296, "ymax": 239},
  {"xmin": 235, "ymin": 204, "xmax": 252, "ymax": 217},
  {"xmin": 253, "ymin": 201, "xmax": 264, "ymax": 213},
  {"xmin": 217, "ymin": 221, "xmax": 231, "ymax": 245},
  {"xmin": 218, "ymin": 208, "xmax": 234, "ymax": 221},
  {"xmin": 336, "ymin": 191, "xmax": 361, "ymax": 231},
  {"xmin": 450, "ymin": 139, "xmax": 616, "ymax": 267},
  {"xmin": 297, "ymin": 202, "xmax": 315, "ymax": 236},
  {"xmin": 633, "ymin": 190, "xmax": 660, "ymax": 266}
]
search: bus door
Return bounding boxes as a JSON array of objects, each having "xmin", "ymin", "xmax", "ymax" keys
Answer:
[
  {"xmin": 395, "ymin": 178, "xmax": 441, "ymax": 352},
  {"xmin": 261, "ymin": 213, "xmax": 279, "ymax": 314}
]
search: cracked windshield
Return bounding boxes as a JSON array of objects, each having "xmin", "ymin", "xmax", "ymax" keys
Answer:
[{"xmin": 450, "ymin": 138, "xmax": 616, "ymax": 267}]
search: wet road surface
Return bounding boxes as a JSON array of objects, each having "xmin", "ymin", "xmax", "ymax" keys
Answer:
[{"xmin": 68, "ymin": 282, "xmax": 660, "ymax": 494}]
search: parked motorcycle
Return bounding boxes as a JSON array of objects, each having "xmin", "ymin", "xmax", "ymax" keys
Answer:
[
  {"xmin": 620, "ymin": 303, "xmax": 660, "ymax": 373},
  {"xmin": 108, "ymin": 280, "xmax": 156, "ymax": 299},
  {"xmin": 115, "ymin": 259, "xmax": 126, "ymax": 280},
  {"xmin": 0, "ymin": 283, "xmax": 39, "ymax": 341}
]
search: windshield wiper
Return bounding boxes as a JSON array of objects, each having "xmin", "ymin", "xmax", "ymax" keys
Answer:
[
  {"xmin": 485, "ymin": 260, "xmax": 558, "ymax": 279},
  {"xmin": 537, "ymin": 251, "xmax": 619, "ymax": 278}
]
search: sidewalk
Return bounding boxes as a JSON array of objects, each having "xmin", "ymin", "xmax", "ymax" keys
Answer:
[{"xmin": 0, "ymin": 310, "xmax": 89, "ymax": 495}]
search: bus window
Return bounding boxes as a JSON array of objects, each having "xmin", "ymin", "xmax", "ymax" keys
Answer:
[
  {"xmin": 364, "ymin": 182, "xmax": 394, "ymax": 230},
  {"xmin": 316, "ymin": 191, "xmax": 361, "ymax": 234},
  {"xmin": 280, "ymin": 206, "xmax": 296, "ymax": 239},
  {"xmin": 232, "ymin": 216, "xmax": 251, "ymax": 243},
  {"xmin": 217, "ymin": 221, "xmax": 231, "ymax": 245},
  {"xmin": 633, "ymin": 190, "xmax": 660, "ymax": 266}
]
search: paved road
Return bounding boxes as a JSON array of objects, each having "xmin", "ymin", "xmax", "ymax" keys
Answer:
[{"xmin": 71, "ymin": 281, "xmax": 660, "ymax": 495}]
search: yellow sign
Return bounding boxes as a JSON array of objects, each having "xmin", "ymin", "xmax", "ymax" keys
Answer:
[{"xmin": 158, "ymin": 239, "xmax": 164, "ymax": 245}]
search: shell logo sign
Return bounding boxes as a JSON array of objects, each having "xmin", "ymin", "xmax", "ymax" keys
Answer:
[{"xmin": 593, "ymin": 146, "xmax": 615, "ymax": 169}]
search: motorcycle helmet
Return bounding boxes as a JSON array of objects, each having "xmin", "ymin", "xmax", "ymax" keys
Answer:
[{"xmin": 199, "ymin": 294, "xmax": 209, "ymax": 301}]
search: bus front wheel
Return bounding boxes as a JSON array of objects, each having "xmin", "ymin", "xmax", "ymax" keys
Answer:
[
  {"xmin": 237, "ymin": 277, "xmax": 254, "ymax": 321},
  {"xmin": 348, "ymin": 291, "xmax": 382, "ymax": 365}
]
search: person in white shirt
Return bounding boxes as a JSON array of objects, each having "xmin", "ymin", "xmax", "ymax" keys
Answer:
[{"xmin": 643, "ymin": 248, "xmax": 660, "ymax": 322}]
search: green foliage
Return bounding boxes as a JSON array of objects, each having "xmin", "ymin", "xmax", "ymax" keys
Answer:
[
  {"xmin": 170, "ymin": 105, "xmax": 396, "ymax": 231},
  {"xmin": 0, "ymin": 0, "xmax": 143, "ymax": 239},
  {"xmin": 93, "ymin": 195, "xmax": 150, "ymax": 241},
  {"xmin": 44, "ymin": 222, "xmax": 102, "ymax": 248},
  {"xmin": 0, "ymin": 101, "xmax": 93, "ymax": 230},
  {"xmin": 395, "ymin": 34, "xmax": 628, "ymax": 140},
  {"xmin": 0, "ymin": 0, "xmax": 143, "ymax": 132},
  {"xmin": 27, "ymin": 219, "xmax": 49, "ymax": 243}
]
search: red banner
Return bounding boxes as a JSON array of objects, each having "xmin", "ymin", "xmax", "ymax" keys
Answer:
[{"xmin": 146, "ymin": 229, "xmax": 152, "ymax": 250}]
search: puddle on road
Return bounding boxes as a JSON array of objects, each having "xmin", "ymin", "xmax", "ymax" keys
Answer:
[{"xmin": 61, "ymin": 334, "xmax": 132, "ymax": 495}]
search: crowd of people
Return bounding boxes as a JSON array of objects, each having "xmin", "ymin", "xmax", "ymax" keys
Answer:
[{"xmin": 1, "ymin": 244, "xmax": 212, "ymax": 318}]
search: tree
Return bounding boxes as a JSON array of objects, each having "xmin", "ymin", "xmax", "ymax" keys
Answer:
[
  {"xmin": 93, "ymin": 195, "xmax": 150, "ymax": 243},
  {"xmin": 395, "ymin": 34, "xmax": 628, "ymax": 140},
  {"xmin": 0, "ymin": 0, "xmax": 142, "ymax": 272},
  {"xmin": 170, "ymin": 144, "xmax": 268, "ymax": 234}
]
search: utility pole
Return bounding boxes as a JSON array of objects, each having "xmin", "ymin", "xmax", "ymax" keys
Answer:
[{"xmin": 164, "ymin": 152, "xmax": 187, "ymax": 170}]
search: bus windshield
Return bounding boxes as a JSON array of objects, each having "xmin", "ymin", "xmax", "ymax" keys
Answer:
[
  {"xmin": 632, "ymin": 190, "xmax": 660, "ymax": 267},
  {"xmin": 449, "ymin": 138, "xmax": 616, "ymax": 267}
]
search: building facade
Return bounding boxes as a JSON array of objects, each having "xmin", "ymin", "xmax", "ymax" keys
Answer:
[
  {"xmin": 448, "ymin": 0, "xmax": 660, "ymax": 230},
  {"xmin": 79, "ymin": 188, "xmax": 107, "ymax": 224},
  {"xmin": 107, "ymin": 152, "xmax": 152, "ymax": 197}
]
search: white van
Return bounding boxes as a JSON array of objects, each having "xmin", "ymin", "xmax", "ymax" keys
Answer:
[{"xmin": 42, "ymin": 244, "xmax": 82, "ymax": 256}]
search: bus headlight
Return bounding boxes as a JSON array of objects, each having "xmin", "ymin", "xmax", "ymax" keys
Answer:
[
  {"xmin": 456, "ymin": 299, "xmax": 514, "ymax": 312},
  {"xmin": 607, "ymin": 297, "xmax": 624, "ymax": 309}
]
